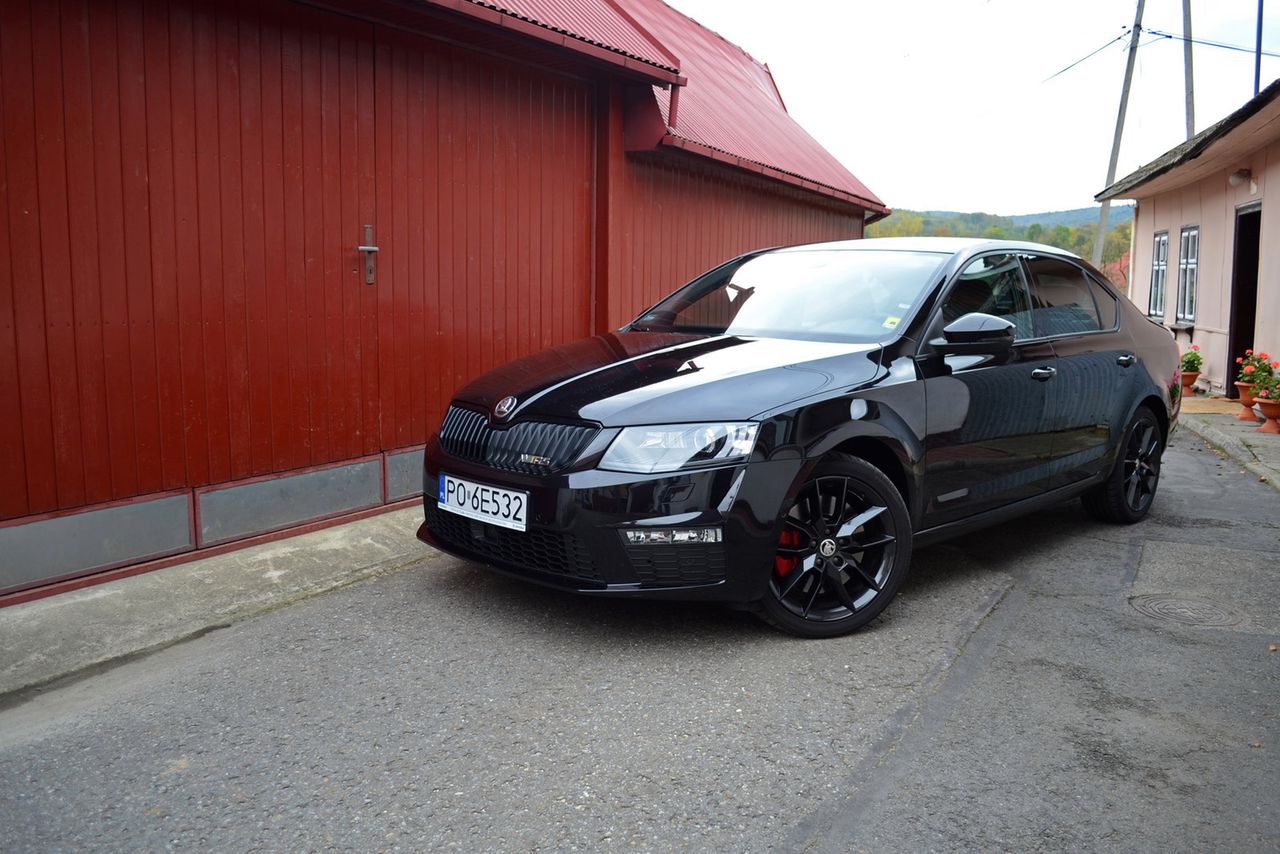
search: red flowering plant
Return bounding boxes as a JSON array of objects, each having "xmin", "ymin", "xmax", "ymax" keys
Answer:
[
  {"xmin": 1179, "ymin": 344, "xmax": 1203, "ymax": 372},
  {"xmin": 1250, "ymin": 369, "xmax": 1279, "ymax": 401},
  {"xmin": 1236, "ymin": 349, "xmax": 1276, "ymax": 384}
]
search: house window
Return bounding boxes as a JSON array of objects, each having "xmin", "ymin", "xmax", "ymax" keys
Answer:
[
  {"xmin": 1176, "ymin": 226, "xmax": 1198, "ymax": 322},
  {"xmin": 1148, "ymin": 232, "xmax": 1168, "ymax": 318}
]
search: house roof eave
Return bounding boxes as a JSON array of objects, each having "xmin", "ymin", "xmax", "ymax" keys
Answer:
[{"xmin": 1097, "ymin": 77, "xmax": 1280, "ymax": 201}]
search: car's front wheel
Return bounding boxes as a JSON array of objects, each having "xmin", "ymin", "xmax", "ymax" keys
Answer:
[{"xmin": 757, "ymin": 455, "xmax": 912, "ymax": 638}]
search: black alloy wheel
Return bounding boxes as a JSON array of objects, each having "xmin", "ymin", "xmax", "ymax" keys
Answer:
[
  {"xmin": 758, "ymin": 455, "xmax": 912, "ymax": 638},
  {"xmin": 1083, "ymin": 406, "xmax": 1163, "ymax": 524}
]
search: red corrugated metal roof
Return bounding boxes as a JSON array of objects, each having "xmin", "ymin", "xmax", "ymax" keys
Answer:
[
  {"xmin": 453, "ymin": 0, "xmax": 680, "ymax": 74},
  {"xmin": 629, "ymin": 0, "xmax": 885, "ymax": 213},
  {"xmin": 449, "ymin": 0, "xmax": 884, "ymax": 213}
]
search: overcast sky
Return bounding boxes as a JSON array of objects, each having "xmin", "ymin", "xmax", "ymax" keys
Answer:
[{"xmin": 664, "ymin": 0, "xmax": 1279, "ymax": 215}]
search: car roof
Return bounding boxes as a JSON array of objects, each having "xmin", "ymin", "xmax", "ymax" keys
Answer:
[{"xmin": 773, "ymin": 236, "xmax": 1082, "ymax": 259}]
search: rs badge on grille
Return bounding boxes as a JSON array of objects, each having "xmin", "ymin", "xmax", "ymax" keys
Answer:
[
  {"xmin": 494, "ymin": 395, "xmax": 517, "ymax": 420},
  {"xmin": 519, "ymin": 453, "xmax": 553, "ymax": 467}
]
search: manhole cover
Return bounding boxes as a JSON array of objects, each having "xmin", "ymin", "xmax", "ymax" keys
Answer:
[{"xmin": 1129, "ymin": 595, "xmax": 1244, "ymax": 627}]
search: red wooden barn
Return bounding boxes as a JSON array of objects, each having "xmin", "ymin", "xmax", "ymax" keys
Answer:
[{"xmin": 0, "ymin": 0, "xmax": 886, "ymax": 596}]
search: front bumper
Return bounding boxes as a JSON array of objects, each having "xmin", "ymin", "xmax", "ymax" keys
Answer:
[{"xmin": 416, "ymin": 439, "xmax": 803, "ymax": 603}]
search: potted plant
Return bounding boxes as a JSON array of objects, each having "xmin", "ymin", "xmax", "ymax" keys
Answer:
[
  {"xmin": 1179, "ymin": 344, "xmax": 1202, "ymax": 389},
  {"xmin": 1250, "ymin": 371, "xmax": 1280, "ymax": 434},
  {"xmin": 1234, "ymin": 350, "xmax": 1274, "ymax": 421}
]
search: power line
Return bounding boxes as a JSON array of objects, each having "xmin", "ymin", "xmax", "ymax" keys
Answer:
[
  {"xmin": 1042, "ymin": 29, "xmax": 1132, "ymax": 82},
  {"xmin": 1042, "ymin": 24, "xmax": 1279, "ymax": 85},
  {"xmin": 1144, "ymin": 28, "xmax": 1280, "ymax": 59}
]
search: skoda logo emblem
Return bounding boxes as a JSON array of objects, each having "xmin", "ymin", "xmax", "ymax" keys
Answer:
[{"xmin": 494, "ymin": 395, "xmax": 517, "ymax": 420}]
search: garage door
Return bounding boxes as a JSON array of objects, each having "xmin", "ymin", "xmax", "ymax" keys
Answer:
[{"xmin": 372, "ymin": 25, "xmax": 596, "ymax": 454}]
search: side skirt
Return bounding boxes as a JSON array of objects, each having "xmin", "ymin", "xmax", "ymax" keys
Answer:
[{"xmin": 913, "ymin": 477, "xmax": 1103, "ymax": 549}]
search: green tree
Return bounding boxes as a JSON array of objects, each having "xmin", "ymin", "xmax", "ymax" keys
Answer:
[
  {"xmin": 1103, "ymin": 222, "xmax": 1131, "ymax": 264},
  {"xmin": 867, "ymin": 211, "xmax": 924, "ymax": 238},
  {"xmin": 1025, "ymin": 223, "xmax": 1044, "ymax": 242},
  {"xmin": 1045, "ymin": 224, "xmax": 1072, "ymax": 249}
]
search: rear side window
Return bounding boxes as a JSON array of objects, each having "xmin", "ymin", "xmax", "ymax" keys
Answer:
[
  {"xmin": 1023, "ymin": 255, "xmax": 1101, "ymax": 336},
  {"xmin": 1090, "ymin": 278, "xmax": 1119, "ymax": 330}
]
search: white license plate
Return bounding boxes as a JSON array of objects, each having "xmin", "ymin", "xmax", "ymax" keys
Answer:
[{"xmin": 437, "ymin": 473, "xmax": 528, "ymax": 532}]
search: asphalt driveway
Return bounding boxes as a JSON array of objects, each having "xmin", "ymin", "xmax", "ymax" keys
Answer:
[{"xmin": 1, "ymin": 432, "xmax": 1277, "ymax": 852}]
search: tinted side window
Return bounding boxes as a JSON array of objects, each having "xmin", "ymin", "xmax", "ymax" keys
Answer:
[
  {"xmin": 940, "ymin": 254, "xmax": 1034, "ymax": 341},
  {"xmin": 1090, "ymin": 278, "xmax": 1119, "ymax": 330},
  {"xmin": 1024, "ymin": 255, "xmax": 1101, "ymax": 336}
]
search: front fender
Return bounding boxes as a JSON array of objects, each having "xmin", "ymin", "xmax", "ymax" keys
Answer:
[{"xmin": 757, "ymin": 380, "xmax": 927, "ymax": 534}]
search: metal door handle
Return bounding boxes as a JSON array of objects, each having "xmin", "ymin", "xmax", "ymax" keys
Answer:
[
  {"xmin": 358, "ymin": 224, "xmax": 378, "ymax": 285},
  {"xmin": 1030, "ymin": 366, "xmax": 1057, "ymax": 381},
  {"xmin": 1117, "ymin": 353, "xmax": 1136, "ymax": 367}
]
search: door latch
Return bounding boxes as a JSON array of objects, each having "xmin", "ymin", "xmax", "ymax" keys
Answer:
[{"xmin": 357, "ymin": 224, "xmax": 379, "ymax": 285}]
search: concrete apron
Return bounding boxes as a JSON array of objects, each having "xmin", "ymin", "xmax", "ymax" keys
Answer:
[
  {"xmin": 0, "ymin": 506, "xmax": 434, "ymax": 700},
  {"xmin": 1178, "ymin": 404, "xmax": 1280, "ymax": 494}
]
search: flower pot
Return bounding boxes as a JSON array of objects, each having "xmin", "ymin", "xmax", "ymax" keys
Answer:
[
  {"xmin": 1256, "ymin": 398, "xmax": 1280, "ymax": 434},
  {"xmin": 1180, "ymin": 371, "xmax": 1199, "ymax": 389},
  {"xmin": 1235, "ymin": 382, "xmax": 1261, "ymax": 421}
]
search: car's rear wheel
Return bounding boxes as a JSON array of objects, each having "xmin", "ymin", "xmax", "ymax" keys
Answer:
[
  {"xmin": 757, "ymin": 455, "xmax": 912, "ymax": 638},
  {"xmin": 1082, "ymin": 405, "xmax": 1163, "ymax": 523}
]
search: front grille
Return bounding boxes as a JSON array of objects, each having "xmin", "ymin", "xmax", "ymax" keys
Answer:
[
  {"xmin": 437, "ymin": 405, "xmax": 598, "ymax": 474},
  {"xmin": 423, "ymin": 502, "xmax": 601, "ymax": 584},
  {"xmin": 625, "ymin": 544, "xmax": 726, "ymax": 586}
]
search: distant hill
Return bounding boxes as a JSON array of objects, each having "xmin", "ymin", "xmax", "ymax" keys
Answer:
[
  {"xmin": 866, "ymin": 204, "xmax": 1134, "ymax": 268},
  {"xmin": 916, "ymin": 205, "xmax": 1133, "ymax": 229},
  {"xmin": 1008, "ymin": 205, "xmax": 1133, "ymax": 228}
]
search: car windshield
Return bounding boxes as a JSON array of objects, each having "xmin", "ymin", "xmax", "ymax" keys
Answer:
[{"xmin": 628, "ymin": 249, "xmax": 948, "ymax": 342}]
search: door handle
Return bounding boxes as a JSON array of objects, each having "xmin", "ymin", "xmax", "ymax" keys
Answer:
[
  {"xmin": 1030, "ymin": 366, "xmax": 1057, "ymax": 381},
  {"xmin": 357, "ymin": 224, "xmax": 378, "ymax": 285},
  {"xmin": 1117, "ymin": 353, "xmax": 1136, "ymax": 367}
]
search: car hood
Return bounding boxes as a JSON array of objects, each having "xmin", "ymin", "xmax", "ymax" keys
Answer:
[{"xmin": 453, "ymin": 332, "xmax": 884, "ymax": 426}]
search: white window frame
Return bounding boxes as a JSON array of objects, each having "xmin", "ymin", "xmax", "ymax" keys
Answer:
[
  {"xmin": 1148, "ymin": 232, "xmax": 1168, "ymax": 318},
  {"xmin": 1176, "ymin": 226, "xmax": 1198, "ymax": 322}
]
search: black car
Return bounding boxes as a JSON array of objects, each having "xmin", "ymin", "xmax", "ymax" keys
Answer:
[{"xmin": 417, "ymin": 238, "xmax": 1179, "ymax": 637}]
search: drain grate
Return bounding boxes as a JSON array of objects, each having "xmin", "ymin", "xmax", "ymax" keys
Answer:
[{"xmin": 1129, "ymin": 594, "xmax": 1244, "ymax": 628}]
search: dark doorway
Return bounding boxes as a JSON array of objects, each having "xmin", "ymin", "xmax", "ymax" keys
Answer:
[{"xmin": 1226, "ymin": 207, "xmax": 1261, "ymax": 398}]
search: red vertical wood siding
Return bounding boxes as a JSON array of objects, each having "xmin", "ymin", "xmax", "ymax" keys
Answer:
[
  {"xmin": 0, "ymin": 0, "xmax": 376, "ymax": 520},
  {"xmin": 0, "ymin": 0, "xmax": 596, "ymax": 521},
  {"xmin": 604, "ymin": 153, "xmax": 865, "ymax": 330},
  {"xmin": 373, "ymin": 25, "xmax": 594, "ymax": 451}
]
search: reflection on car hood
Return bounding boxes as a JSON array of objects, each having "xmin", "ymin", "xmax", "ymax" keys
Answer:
[{"xmin": 453, "ymin": 332, "xmax": 884, "ymax": 425}]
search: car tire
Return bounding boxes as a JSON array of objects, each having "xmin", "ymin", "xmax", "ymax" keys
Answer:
[
  {"xmin": 1082, "ymin": 406, "xmax": 1163, "ymax": 524},
  {"xmin": 757, "ymin": 454, "xmax": 912, "ymax": 639}
]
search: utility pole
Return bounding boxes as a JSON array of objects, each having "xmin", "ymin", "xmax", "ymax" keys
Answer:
[
  {"xmin": 1256, "ymin": 0, "xmax": 1265, "ymax": 96},
  {"xmin": 1093, "ymin": 0, "xmax": 1146, "ymax": 268},
  {"xmin": 1183, "ymin": 0, "xmax": 1195, "ymax": 138}
]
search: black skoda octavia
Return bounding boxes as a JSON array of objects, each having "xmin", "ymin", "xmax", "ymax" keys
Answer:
[{"xmin": 417, "ymin": 238, "xmax": 1179, "ymax": 637}]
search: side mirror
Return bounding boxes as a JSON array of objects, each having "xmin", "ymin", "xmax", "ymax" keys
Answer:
[{"xmin": 931, "ymin": 312, "xmax": 1016, "ymax": 355}]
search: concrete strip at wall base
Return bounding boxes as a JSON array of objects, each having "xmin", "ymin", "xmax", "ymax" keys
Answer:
[
  {"xmin": 0, "ymin": 495, "xmax": 192, "ymax": 593},
  {"xmin": 387, "ymin": 449, "xmax": 426, "ymax": 501},
  {"xmin": 0, "ymin": 506, "xmax": 440, "ymax": 700},
  {"xmin": 199, "ymin": 460, "xmax": 383, "ymax": 547}
]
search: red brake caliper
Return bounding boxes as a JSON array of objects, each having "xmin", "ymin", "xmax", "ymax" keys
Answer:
[{"xmin": 775, "ymin": 528, "xmax": 800, "ymax": 576}]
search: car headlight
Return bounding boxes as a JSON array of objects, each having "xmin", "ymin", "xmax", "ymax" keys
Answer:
[{"xmin": 600, "ymin": 423, "xmax": 759, "ymax": 474}]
